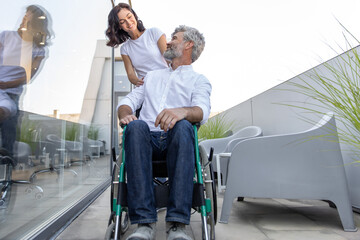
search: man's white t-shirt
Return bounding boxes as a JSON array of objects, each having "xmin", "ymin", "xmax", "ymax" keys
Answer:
[{"xmin": 0, "ymin": 30, "xmax": 45, "ymax": 86}]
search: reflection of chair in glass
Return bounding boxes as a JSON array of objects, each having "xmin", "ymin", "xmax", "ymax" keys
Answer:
[
  {"xmin": 29, "ymin": 140, "xmax": 77, "ymax": 182},
  {"xmin": 46, "ymin": 134, "xmax": 84, "ymax": 166},
  {"xmin": 199, "ymin": 126, "xmax": 263, "ymax": 192},
  {"xmin": 80, "ymin": 136, "xmax": 104, "ymax": 159},
  {"xmin": 1, "ymin": 142, "xmax": 43, "ymax": 207},
  {"xmin": 13, "ymin": 141, "xmax": 34, "ymax": 169},
  {"xmin": 219, "ymin": 113, "xmax": 357, "ymax": 232}
]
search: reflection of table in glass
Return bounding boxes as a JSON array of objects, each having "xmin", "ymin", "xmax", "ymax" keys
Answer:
[
  {"xmin": 38, "ymin": 153, "xmax": 50, "ymax": 168},
  {"xmin": 54, "ymin": 148, "xmax": 78, "ymax": 183},
  {"xmin": 90, "ymin": 145, "xmax": 100, "ymax": 159},
  {"xmin": 56, "ymin": 148, "xmax": 69, "ymax": 167}
]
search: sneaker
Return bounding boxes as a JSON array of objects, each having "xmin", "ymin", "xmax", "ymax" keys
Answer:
[
  {"xmin": 166, "ymin": 222, "xmax": 192, "ymax": 240},
  {"xmin": 126, "ymin": 223, "xmax": 156, "ymax": 240}
]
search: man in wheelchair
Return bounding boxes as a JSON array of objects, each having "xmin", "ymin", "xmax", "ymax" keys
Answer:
[{"xmin": 117, "ymin": 25, "xmax": 211, "ymax": 240}]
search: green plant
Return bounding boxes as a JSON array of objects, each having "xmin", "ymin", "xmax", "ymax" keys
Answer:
[
  {"xmin": 87, "ymin": 125, "xmax": 99, "ymax": 140},
  {"xmin": 17, "ymin": 118, "xmax": 39, "ymax": 144},
  {"xmin": 198, "ymin": 113, "xmax": 235, "ymax": 141},
  {"xmin": 65, "ymin": 122, "xmax": 80, "ymax": 141},
  {"xmin": 280, "ymin": 24, "xmax": 360, "ymax": 162}
]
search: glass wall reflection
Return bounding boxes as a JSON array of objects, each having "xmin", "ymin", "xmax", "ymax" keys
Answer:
[{"xmin": 0, "ymin": 1, "xmax": 117, "ymax": 238}]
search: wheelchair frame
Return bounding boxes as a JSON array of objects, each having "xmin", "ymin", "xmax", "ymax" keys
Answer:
[
  {"xmin": 1, "ymin": 150, "xmax": 44, "ymax": 209},
  {"xmin": 106, "ymin": 124, "xmax": 216, "ymax": 240}
]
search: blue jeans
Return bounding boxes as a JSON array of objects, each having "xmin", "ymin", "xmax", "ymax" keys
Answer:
[
  {"xmin": 124, "ymin": 120, "xmax": 195, "ymax": 225},
  {"xmin": 0, "ymin": 93, "xmax": 20, "ymax": 157}
]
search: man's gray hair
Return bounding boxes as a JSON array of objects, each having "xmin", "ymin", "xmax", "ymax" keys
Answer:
[{"xmin": 172, "ymin": 25, "xmax": 205, "ymax": 63}]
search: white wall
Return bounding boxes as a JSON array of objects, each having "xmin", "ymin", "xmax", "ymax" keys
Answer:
[
  {"xmin": 79, "ymin": 40, "xmax": 122, "ymax": 154},
  {"xmin": 220, "ymin": 45, "xmax": 360, "ymax": 208}
]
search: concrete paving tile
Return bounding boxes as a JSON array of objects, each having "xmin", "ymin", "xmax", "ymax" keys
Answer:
[
  {"xmin": 288, "ymin": 204, "xmax": 360, "ymax": 232},
  {"xmin": 57, "ymin": 187, "xmax": 360, "ymax": 240},
  {"xmin": 221, "ymin": 197, "xmax": 291, "ymax": 216},
  {"xmin": 264, "ymin": 230, "xmax": 348, "ymax": 240},
  {"xmin": 216, "ymin": 221, "xmax": 270, "ymax": 240},
  {"xmin": 76, "ymin": 205, "xmax": 109, "ymax": 221},
  {"xmin": 254, "ymin": 213, "xmax": 323, "ymax": 231},
  {"xmin": 334, "ymin": 231, "xmax": 360, "ymax": 240},
  {"xmin": 56, "ymin": 219, "xmax": 108, "ymax": 240},
  {"xmin": 329, "ymin": 213, "xmax": 360, "ymax": 240}
]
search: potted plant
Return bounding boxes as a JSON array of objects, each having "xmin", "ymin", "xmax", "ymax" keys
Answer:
[{"xmin": 198, "ymin": 113, "xmax": 236, "ymax": 142}]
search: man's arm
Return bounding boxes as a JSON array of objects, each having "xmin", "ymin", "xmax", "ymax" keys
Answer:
[
  {"xmin": 0, "ymin": 66, "xmax": 27, "ymax": 89},
  {"xmin": 155, "ymin": 106, "xmax": 203, "ymax": 132},
  {"xmin": 0, "ymin": 77, "xmax": 26, "ymax": 89},
  {"xmin": 118, "ymin": 105, "xmax": 137, "ymax": 126}
]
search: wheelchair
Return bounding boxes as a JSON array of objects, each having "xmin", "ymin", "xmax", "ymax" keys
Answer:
[
  {"xmin": 0, "ymin": 147, "xmax": 44, "ymax": 209},
  {"xmin": 105, "ymin": 123, "xmax": 217, "ymax": 240}
]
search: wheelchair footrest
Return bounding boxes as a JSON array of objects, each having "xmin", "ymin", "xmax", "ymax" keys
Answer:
[{"xmin": 155, "ymin": 185, "xmax": 169, "ymax": 208}]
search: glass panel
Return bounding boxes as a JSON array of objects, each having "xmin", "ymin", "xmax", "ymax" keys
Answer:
[
  {"xmin": 0, "ymin": 1, "xmax": 124, "ymax": 239},
  {"xmin": 115, "ymin": 60, "xmax": 131, "ymax": 93}
]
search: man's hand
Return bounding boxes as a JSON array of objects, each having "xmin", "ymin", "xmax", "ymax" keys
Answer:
[
  {"xmin": 155, "ymin": 108, "xmax": 187, "ymax": 132},
  {"xmin": 118, "ymin": 105, "xmax": 137, "ymax": 126},
  {"xmin": 119, "ymin": 114, "xmax": 137, "ymax": 126}
]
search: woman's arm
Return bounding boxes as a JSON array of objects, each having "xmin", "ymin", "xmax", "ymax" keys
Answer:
[
  {"xmin": 157, "ymin": 34, "xmax": 167, "ymax": 55},
  {"xmin": 122, "ymin": 54, "xmax": 144, "ymax": 87}
]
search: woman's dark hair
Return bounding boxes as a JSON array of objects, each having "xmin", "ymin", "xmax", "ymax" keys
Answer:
[
  {"xmin": 26, "ymin": 5, "xmax": 52, "ymax": 47},
  {"xmin": 105, "ymin": 3, "xmax": 145, "ymax": 47}
]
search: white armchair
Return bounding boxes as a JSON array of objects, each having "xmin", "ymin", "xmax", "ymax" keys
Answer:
[
  {"xmin": 219, "ymin": 112, "xmax": 357, "ymax": 232},
  {"xmin": 199, "ymin": 126, "xmax": 263, "ymax": 192}
]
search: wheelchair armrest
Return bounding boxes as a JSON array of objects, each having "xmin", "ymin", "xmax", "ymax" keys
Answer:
[{"xmin": 0, "ymin": 155, "xmax": 16, "ymax": 167}]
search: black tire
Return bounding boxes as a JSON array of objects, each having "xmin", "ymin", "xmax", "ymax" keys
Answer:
[
  {"xmin": 120, "ymin": 211, "xmax": 129, "ymax": 234},
  {"xmin": 199, "ymin": 145, "xmax": 216, "ymax": 240},
  {"xmin": 110, "ymin": 165, "xmax": 117, "ymax": 213},
  {"xmin": 110, "ymin": 151, "xmax": 122, "ymax": 212},
  {"xmin": 104, "ymin": 222, "xmax": 117, "ymax": 240},
  {"xmin": 104, "ymin": 212, "xmax": 129, "ymax": 240}
]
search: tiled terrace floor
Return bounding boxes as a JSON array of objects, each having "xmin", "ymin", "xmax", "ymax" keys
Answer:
[{"xmin": 56, "ymin": 187, "xmax": 360, "ymax": 240}]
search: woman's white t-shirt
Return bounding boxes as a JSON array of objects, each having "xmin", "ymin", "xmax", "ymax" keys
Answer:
[{"xmin": 120, "ymin": 27, "xmax": 168, "ymax": 79}]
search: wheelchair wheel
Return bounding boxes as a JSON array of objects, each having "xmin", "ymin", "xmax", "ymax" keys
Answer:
[
  {"xmin": 104, "ymin": 222, "xmax": 119, "ymax": 240},
  {"xmin": 110, "ymin": 148, "xmax": 122, "ymax": 212},
  {"xmin": 110, "ymin": 163, "xmax": 118, "ymax": 213},
  {"xmin": 105, "ymin": 211, "xmax": 129, "ymax": 240},
  {"xmin": 107, "ymin": 149, "xmax": 129, "ymax": 238},
  {"xmin": 199, "ymin": 145, "xmax": 216, "ymax": 240}
]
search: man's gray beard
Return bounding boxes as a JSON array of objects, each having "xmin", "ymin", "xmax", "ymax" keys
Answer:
[
  {"xmin": 163, "ymin": 49, "xmax": 179, "ymax": 61},
  {"xmin": 163, "ymin": 44, "xmax": 183, "ymax": 61}
]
